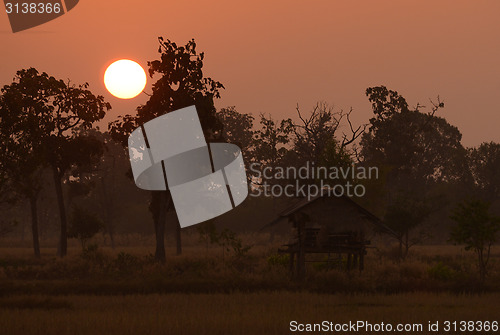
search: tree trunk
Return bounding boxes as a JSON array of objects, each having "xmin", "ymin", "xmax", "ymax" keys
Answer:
[
  {"xmin": 109, "ymin": 225, "xmax": 115, "ymax": 249},
  {"xmin": 398, "ymin": 236, "xmax": 403, "ymax": 260},
  {"xmin": 153, "ymin": 191, "xmax": 170, "ymax": 262},
  {"xmin": 52, "ymin": 165, "xmax": 67, "ymax": 258},
  {"xmin": 175, "ymin": 220, "xmax": 182, "ymax": 255},
  {"xmin": 29, "ymin": 196, "xmax": 41, "ymax": 258},
  {"xmin": 289, "ymin": 252, "xmax": 295, "ymax": 276},
  {"xmin": 296, "ymin": 220, "xmax": 306, "ymax": 280},
  {"xmin": 478, "ymin": 248, "xmax": 486, "ymax": 284},
  {"xmin": 100, "ymin": 177, "xmax": 115, "ymax": 249},
  {"xmin": 404, "ymin": 230, "xmax": 409, "ymax": 258},
  {"xmin": 167, "ymin": 196, "xmax": 181, "ymax": 255}
]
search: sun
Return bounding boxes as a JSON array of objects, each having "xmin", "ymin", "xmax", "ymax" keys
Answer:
[{"xmin": 104, "ymin": 59, "xmax": 147, "ymax": 99}]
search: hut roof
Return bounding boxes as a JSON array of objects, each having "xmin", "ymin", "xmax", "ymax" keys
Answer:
[{"xmin": 262, "ymin": 190, "xmax": 397, "ymax": 237}]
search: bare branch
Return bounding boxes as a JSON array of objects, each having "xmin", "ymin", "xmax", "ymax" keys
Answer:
[
  {"xmin": 429, "ymin": 96, "xmax": 444, "ymax": 117},
  {"xmin": 340, "ymin": 108, "xmax": 367, "ymax": 148}
]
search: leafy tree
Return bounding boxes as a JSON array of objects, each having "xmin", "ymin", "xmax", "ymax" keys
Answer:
[
  {"xmin": 384, "ymin": 195, "xmax": 432, "ymax": 258},
  {"xmin": 64, "ymin": 129, "xmax": 126, "ymax": 246},
  {"xmin": 45, "ymin": 88, "xmax": 109, "ymax": 258},
  {"xmin": 0, "ymin": 69, "xmax": 58, "ymax": 257},
  {"xmin": 361, "ymin": 87, "xmax": 466, "ymax": 184},
  {"xmin": 365, "ymin": 85, "xmax": 410, "ymax": 124},
  {"xmin": 0, "ymin": 68, "xmax": 110, "ymax": 257},
  {"xmin": 0, "ymin": 141, "xmax": 43, "ymax": 257},
  {"xmin": 68, "ymin": 206, "xmax": 103, "ymax": 250},
  {"xmin": 218, "ymin": 106, "xmax": 254, "ymax": 160},
  {"xmin": 109, "ymin": 37, "xmax": 224, "ymax": 262},
  {"xmin": 252, "ymin": 113, "xmax": 292, "ymax": 173},
  {"xmin": 468, "ymin": 142, "xmax": 500, "ymax": 201},
  {"xmin": 450, "ymin": 199, "xmax": 500, "ymax": 283},
  {"xmin": 93, "ymin": 132, "xmax": 133, "ymax": 248},
  {"xmin": 361, "ymin": 86, "xmax": 469, "ymax": 256}
]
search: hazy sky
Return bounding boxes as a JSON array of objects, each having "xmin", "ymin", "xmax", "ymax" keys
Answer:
[{"xmin": 1, "ymin": 0, "xmax": 499, "ymax": 147}]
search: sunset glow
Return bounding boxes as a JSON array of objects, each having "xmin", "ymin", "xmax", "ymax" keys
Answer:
[{"xmin": 104, "ymin": 59, "xmax": 147, "ymax": 99}]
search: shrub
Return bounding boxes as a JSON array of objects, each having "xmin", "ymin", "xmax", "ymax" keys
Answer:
[
  {"xmin": 69, "ymin": 206, "xmax": 103, "ymax": 249},
  {"xmin": 113, "ymin": 252, "xmax": 140, "ymax": 273},
  {"xmin": 267, "ymin": 253, "xmax": 289, "ymax": 268},
  {"xmin": 428, "ymin": 262, "xmax": 455, "ymax": 281},
  {"xmin": 80, "ymin": 243, "xmax": 106, "ymax": 265}
]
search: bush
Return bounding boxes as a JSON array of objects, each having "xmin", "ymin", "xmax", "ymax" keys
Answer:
[
  {"xmin": 69, "ymin": 206, "xmax": 103, "ymax": 249},
  {"xmin": 428, "ymin": 262, "xmax": 455, "ymax": 281},
  {"xmin": 267, "ymin": 254, "xmax": 289, "ymax": 268},
  {"xmin": 113, "ymin": 252, "xmax": 140, "ymax": 273},
  {"xmin": 80, "ymin": 243, "xmax": 107, "ymax": 266}
]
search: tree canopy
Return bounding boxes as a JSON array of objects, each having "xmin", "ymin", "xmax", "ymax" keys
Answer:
[
  {"xmin": 109, "ymin": 37, "xmax": 225, "ymax": 262},
  {"xmin": 0, "ymin": 68, "xmax": 110, "ymax": 257}
]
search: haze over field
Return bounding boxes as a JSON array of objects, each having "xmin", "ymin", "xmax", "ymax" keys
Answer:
[{"xmin": 1, "ymin": 0, "xmax": 499, "ymax": 146}]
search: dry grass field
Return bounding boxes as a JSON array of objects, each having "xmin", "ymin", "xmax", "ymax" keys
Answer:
[
  {"xmin": 0, "ymin": 292, "xmax": 499, "ymax": 334},
  {"xmin": 0, "ymin": 234, "xmax": 499, "ymax": 334}
]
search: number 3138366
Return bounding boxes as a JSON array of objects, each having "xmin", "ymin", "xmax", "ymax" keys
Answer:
[{"xmin": 5, "ymin": 2, "xmax": 61, "ymax": 14}]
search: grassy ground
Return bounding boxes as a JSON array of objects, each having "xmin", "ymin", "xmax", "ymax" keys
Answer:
[
  {"xmin": 0, "ymin": 236, "xmax": 498, "ymax": 334},
  {"xmin": 0, "ymin": 292, "xmax": 498, "ymax": 335},
  {"xmin": 0, "ymin": 241, "xmax": 499, "ymax": 294}
]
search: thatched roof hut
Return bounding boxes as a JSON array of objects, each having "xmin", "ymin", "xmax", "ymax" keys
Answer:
[
  {"xmin": 264, "ymin": 193, "xmax": 394, "ymax": 238},
  {"xmin": 264, "ymin": 192, "xmax": 395, "ymax": 276}
]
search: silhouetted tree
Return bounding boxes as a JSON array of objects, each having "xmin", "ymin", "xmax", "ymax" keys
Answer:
[
  {"xmin": 468, "ymin": 142, "xmax": 500, "ymax": 201},
  {"xmin": 68, "ymin": 206, "xmax": 103, "ymax": 250},
  {"xmin": 361, "ymin": 87, "xmax": 466, "ymax": 184},
  {"xmin": 288, "ymin": 102, "xmax": 365, "ymax": 166},
  {"xmin": 93, "ymin": 132, "xmax": 131, "ymax": 248},
  {"xmin": 109, "ymin": 37, "xmax": 224, "ymax": 261},
  {"xmin": 46, "ymin": 90, "xmax": 109, "ymax": 257},
  {"xmin": 450, "ymin": 199, "xmax": 500, "ymax": 283},
  {"xmin": 384, "ymin": 195, "xmax": 432, "ymax": 258},
  {"xmin": 0, "ymin": 68, "xmax": 110, "ymax": 257},
  {"xmin": 0, "ymin": 69, "xmax": 57, "ymax": 257},
  {"xmin": 0, "ymin": 127, "xmax": 43, "ymax": 257},
  {"xmin": 361, "ymin": 86, "xmax": 469, "ymax": 257},
  {"xmin": 218, "ymin": 106, "xmax": 255, "ymax": 160},
  {"xmin": 280, "ymin": 102, "xmax": 364, "ymax": 192},
  {"xmin": 252, "ymin": 113, "xmax": 292, "ymax": 177}
]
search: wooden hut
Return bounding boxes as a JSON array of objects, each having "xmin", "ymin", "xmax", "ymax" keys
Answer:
[{"xmin": 265, "ymin": 193, "xmax": 394, "ymax": 278}]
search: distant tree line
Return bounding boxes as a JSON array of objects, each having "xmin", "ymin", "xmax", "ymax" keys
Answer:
[{"xmin": 0, "ymin": 38, "xmax": 498, "ymax": 279}]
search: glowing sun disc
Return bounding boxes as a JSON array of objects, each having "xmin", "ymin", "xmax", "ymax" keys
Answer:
[{"xmin": 104, "ymin": 59, "xmax": 147, "ymax": 99}]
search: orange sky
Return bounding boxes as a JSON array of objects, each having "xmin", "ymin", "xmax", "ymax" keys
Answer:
[{"xmin": 1, "ymin": 0, "xmax": 499, "ymax": 147}]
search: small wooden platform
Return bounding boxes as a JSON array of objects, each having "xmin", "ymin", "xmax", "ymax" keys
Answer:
[{"xmin": 278, "ymin": 228, "xmax": 370, "ymax": 277}]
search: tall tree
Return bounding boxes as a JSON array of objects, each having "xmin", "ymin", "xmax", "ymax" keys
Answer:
[
  {"xmin": 253, "ymin": 114, "xmax": 292, "ymax": 169},
  {"xmin": 0, "ymin": 69, "xmax": 57, "ymax": 257},
  {"xmin": 450, "ymin": 199, "xmax": 500, "ymax": 283},
  {"xmin": 361, "ymin": 86, "xmax": 469, "ymax": 257},
  {"xmin": 468, "ymin": 142, "xmax": 500, "ymax": 201},
  {"xmin": 45, "ymin": 82, "xmax": 109, "ymax": 257},
  {"xmin": 0, "ymin": 68, "xmax": 110, "ymax": 257},
  {"xmin": 0, "ymin": 114, "xmax": 44, "ymax": 257},
  {"xmin": 361, "ymin": 87, "xmax": 467, "ymax": 184},
  {"xmin": 93, "ymin": 132, "xmax": 131, "ymax": 248},
  {"xmin": 109, "ymin": 37, "xmax": 224, "ymax": 261},
  {"xmin": 218, "ymin": 106, "xmax": 254, "ymax": 161}
]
